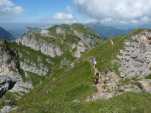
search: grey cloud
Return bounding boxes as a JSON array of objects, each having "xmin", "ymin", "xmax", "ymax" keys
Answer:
[{"xmin": 75, "ymin": 0, "xmax": 151, "ymax": 24}]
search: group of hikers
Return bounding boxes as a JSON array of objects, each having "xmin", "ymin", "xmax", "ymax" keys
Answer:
[{"xmin": 91, "ymin": 57, "xmax": 101, "ymax": 85}]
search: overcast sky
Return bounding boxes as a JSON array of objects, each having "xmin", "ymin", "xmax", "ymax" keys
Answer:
[{"xmin": 0, "ymin": 0, "xmax": 151, "ymax": 26}]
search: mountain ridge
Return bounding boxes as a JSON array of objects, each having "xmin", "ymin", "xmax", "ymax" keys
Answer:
[
  {"xmin": 9, "ymin": 28, "xmax": 151, "ymax": 113},
  {"xmin": 1, "ymin": 24, "xmax": 151, "ymax": 113},
  {"xmin": 87, "ymin": 23, "xmax": 131, "ymax": 38}
]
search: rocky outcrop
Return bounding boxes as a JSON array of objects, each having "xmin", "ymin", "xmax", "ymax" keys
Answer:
[
  {"xmin": 0, "ymin": 41, "xmax": 33, "ymax": 113},
  {"xmin": 0, "ymin": 106, "xmax": 13, "ymax": 113},
  {"xmin": 118, "ymin": 30, "xmax": 151, "ymax": 78},
  {"xmin": 0, "ymin": 41, "xmax": 33, "ymax": 95},
  {"xmin": 73, "ymin": 41, "xmax": 87, "ymax": 58},
  {"xmin": 88, "ymin": 53, "xmax": 151, "ymax": 100},
  {"xmin": 0, "ymin": 79, "xmax": 16, "ymax": 97},
  {"xmin": 11, "ymin": 81, "xmax": 33, "ymax": 95},
  {"xmin": 89, "ymin": 71, "xmax": 121, "ymax": 100},
  {"xmin": 88, "ymin": 58, "xmax": 121, "ymax": 100},
  {"xmin": 16, "ymin": 24, "xmax": 100, "ymax": 59},
  {"xmin": 16, "ymin": 32, "xmax": 63, "ymax": 58},
  {"xmin": 137, "ymin": 79, "xmax": 151, "ymax": 93},
  {"xmin": 20, "ymin": 61, "xmax": 49, "ymax": 76},
  {"xmin": 72, "ymin": 30, "xmax": 97, "ymax": 58}
]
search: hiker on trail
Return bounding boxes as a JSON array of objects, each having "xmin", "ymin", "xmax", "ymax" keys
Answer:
[
  {"xmin": 94, "ymin": 72, "xmax": 100, "ymax": 85},
  {"xmin": 110, "ymin": 40, "xmax": 114, "ymax": 46},
  {"xmin": 92, "ymin": 57, "xmax": 97, "ymax": 66}
]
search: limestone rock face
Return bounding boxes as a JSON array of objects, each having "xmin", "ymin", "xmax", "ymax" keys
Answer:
[
  {"xmin": 20, "ymin": 61, "xmax": 49, "ymax": 76},
  {"xmin": 73, "ymin": 41, "xmax": 87, "ymax": 58},
  {"xmin": 0, "ymin": 106, "xmax": 12, "ymax": 113},
  {"xmin": 0, "ymin": 41, "xmax": 32, "ymax": 96},
  {"xmin": 73, "ymin": 30, "xmax": 96, "ymax": 58},
  {"xmin": 137, "ymin": 79, "xmax": 151, "ymax": 93},
  {"xmin": 0, "ymin": 78, "xmax": 16, "ymax": 97},
  {"xmin": 16, "ymin": 33, "xmax": 63, "ymax": 58},
  {"xmin": 16, "ymin": 24, "xmax": 100, "ymax": 59},
  {"xmin": 118, "ymin": 30, "xmax": 151, "ymax": 78},
  {"xmin": 0, "ymin": 41, "xmax": 34, "ymax": 113}
]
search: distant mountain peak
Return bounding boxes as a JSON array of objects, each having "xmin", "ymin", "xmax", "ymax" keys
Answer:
[
  {"xmin": 87, "ymin": 23, "xmax": 131, "ymax": 38},
  {"xmin": 0, "ymin": 27, "xmax": 13, "ymax": 40}
]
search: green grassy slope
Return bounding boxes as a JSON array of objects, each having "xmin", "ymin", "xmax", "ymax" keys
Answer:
[
  {"xmin": 11, "ymin": 35, "xmax": 151, "ymax": 113},
  {"xmin": 13, "ymin": 61, "xmax": 95, "ymax": 113},
  {"xmin": 83, "ymin": 35, "xmax": 126, "ymax": 72}
]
